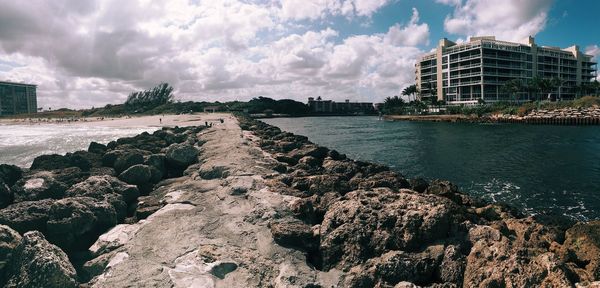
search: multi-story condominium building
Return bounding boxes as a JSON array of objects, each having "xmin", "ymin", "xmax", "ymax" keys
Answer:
[
  {"xmin": 415, "ymin": 36, "xmax": 597, "ymax": 105},
  {"xmin": 308, "ymin": 97, "xmax": 375, "ymax": 114},
  {"xmin": 0, "ymin": 81, "xmax": 37, "ymax": 116}
]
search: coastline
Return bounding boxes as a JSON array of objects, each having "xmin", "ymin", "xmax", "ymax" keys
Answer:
[
  {"xmin": 0, "ymin": 113, "xmax": 599, "ymax": 287},
  {"xmin": 384, "ymin": 106, "xmax": 600, "ymax": 125}
]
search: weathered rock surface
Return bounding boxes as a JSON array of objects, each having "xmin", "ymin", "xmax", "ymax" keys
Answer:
[
  {"xmin": 3, "ymin": 231, "xmax": 78, "ymax": 288},
  {"xmin": 319, "ymin": 188, "xmax": 464, "ymax": 271},
  {"xmin": 113, "ymin": 151, "xmax": 145, "ymax": 174},
  {"xmin": 0, "ymin": 164, "xmax": 23, "ymax": 187},
  {"xmin": 166, "ymin": 143, "xmax": 198, "ymax": 167},
  {"xmin": 0, "ymin": 199, "xmax": 54, "ymax": 234},
  {"xmin": 46, "ymin": 197, "xmax": 118, "ymax": 252},
  {"xmin": 0, "ymin": 224, "xmax": 21, "ymax": 274},
  {"xmin": 118, "ymin": 164, "xmax": 152, "ymax": 185},
  {"xmin": 0, "ymin": 179, "xmax": 12, "ymax": 208},
  {"xmin": 561, "ymin": 221, "xmax": 600, "ymax": 281},
  {"xmin": 11, "ymin": 171, "xmax": 68, "ymax": 202}
]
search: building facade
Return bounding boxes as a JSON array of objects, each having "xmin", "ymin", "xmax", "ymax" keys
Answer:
[
  {"xmin": 415, "ymin": 36, "xmax": 597, "ymax": 105},
  {"xmin": 308, "ymin": 97, "xmax": 375, "ymax": 114},
  {"xmin": 0, "ymin": 81, "xmax": 37, "ymax": 116}
]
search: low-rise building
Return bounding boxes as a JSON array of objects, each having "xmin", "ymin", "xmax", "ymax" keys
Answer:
[
  {"xmin": 0, "ymin": 81, "xmax": 37, "ymax": 116},
  {"xmin": 308, "ymin": 97, "xmax": 375, "ymax": 114},
  {"xmin": 415, "ymin": 36, "xmax": 597, "ymax": 105}
]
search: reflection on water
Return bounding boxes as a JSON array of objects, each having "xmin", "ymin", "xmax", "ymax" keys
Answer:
[
  {"xmin": 0, "ymin": 124, "xmax": 157, "ymax": 167},
  {"xmin": 263, "ymin": 116, "xmax": 600, "ymax": 221}
]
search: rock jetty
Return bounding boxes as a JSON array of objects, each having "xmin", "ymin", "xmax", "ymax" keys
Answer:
[{"xmin": 0, "ymin": 113, "xmax": 599, "ymax": 287}]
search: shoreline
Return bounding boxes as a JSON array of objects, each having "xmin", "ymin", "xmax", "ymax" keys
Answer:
[{"xmin": 0, "ymin": 113, "xmax": 599, "ymax": 287}]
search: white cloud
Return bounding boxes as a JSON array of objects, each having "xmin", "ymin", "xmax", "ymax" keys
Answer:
[
  {"xmin": 439, "ymin": 0, "xmax": 553, "ymax": 42},
  {"xmin": 0, "ymin": 0, "xmax": 426, "ymax": 109},
  {"xmin": 384, "ymin": 8, "xmax": 430, "ymax": 46}
]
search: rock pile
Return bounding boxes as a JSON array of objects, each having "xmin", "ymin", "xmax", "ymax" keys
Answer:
[
  {"xmin": 0, "ymin": 126, "xmax": 204, "ymax": 287},
  {"xmin": 238, "ymin": 115, "xmax": 600, "ymax": 287}
]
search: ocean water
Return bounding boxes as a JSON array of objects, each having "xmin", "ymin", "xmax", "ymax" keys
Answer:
[
  {"xmin": 263, "ymin": 116, "xmax": 600, "ymax": 221},
  {"xmin": 0, "ymin": 124, "xmax": 157, "ymax": 168}
]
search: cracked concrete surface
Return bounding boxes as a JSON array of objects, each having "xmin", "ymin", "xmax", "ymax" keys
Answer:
[{"xmin": 88, "ymin": 114, "xmax": 343, "ymax": 287}]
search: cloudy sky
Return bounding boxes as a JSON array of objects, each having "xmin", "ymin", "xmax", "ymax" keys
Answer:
[{"xmin": 0, "ymin": 0, "xmax": 598, "ymax": 109}]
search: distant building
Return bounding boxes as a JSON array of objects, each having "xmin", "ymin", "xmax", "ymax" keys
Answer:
[
  {"xmin": 415, "ymin": 36, "xmax": 597, "ymax": 105},
  {"xmin": 308, "ymin": 96, "xmax": 375, "ymax": 114},
  {"xmin": 0, "ymin": 81, "xmax": 37, "ymax": 116}
]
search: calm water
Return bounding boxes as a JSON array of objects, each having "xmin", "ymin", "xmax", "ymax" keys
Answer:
[
  {"xmin": 263, "ymin": 116, "xmax": 600, "ymax": 221},
  {"xmin": 0, "ymin": 124, "xmax": 156, "ymax": 168}
]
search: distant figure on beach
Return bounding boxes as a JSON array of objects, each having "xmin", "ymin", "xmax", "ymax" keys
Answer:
[
  {"xmin": 159, "ymin": 118, "xmax": 162, "ymax": 124},
  {"xmin": 205, "ymin": 121, "xmax": 208, "ymax": 127},
  {"xmin": 220, "ymin": 118, "xmax": 224, "ymax": 124}
]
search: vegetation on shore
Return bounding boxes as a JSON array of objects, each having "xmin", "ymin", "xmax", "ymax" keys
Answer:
[{"xmin": 1, "ymin": 83, "xmax": 310, "ymax": 119}]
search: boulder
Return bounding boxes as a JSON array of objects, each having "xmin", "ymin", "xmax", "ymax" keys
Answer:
[
  {"xmin": 0, "ymin": 225, "xmax": 21, "ymax": 274},
  {"xmin": 409, "ymin": 178, "xmax": 429, "ymax": 193},
  {"xmin": 45, "ymin": 197, "xmax": 118, "ymax": 252},
  {"xmin": 298, "ymin": 156, "xmax": 321, "ymax": 167},
  {"xmin": 319, "ymin": 188, "xmax": 463, "ymax": 270},
  {"xmin": 88, "ymin": 141, "xmax": 108, "ymax": 154},
  {"xmin": 463, "ymin": 224, "xmax": 573, "ymax": 287},
  {"xmin": 3, "ymin": 231, "xmax": 78, "ymax": 288},
  {"xmin": 274, "ymin": 153, "xmax": 298, "ymax": 165},
  {"xmin": 11, "ymin": 171, "xmax": 68, "ymax": 202},
  {"xmin": 561, "ymin": 221, "xmax": 600, "ymax": 280},
  {"xmin": 353, "ymin": 171, "xmax": 410, "ymax": 190},
  {"xmin": 165, "ymin": 143, "xmax": 198, "ymax": 167},
  {"xmin": 0, "ymin": 164, "xmax": 23, "ymax": 186},
  {"xmin": 288, "ymin": 145, "xmax": 329, "ymax": 160},
  {"xmin": 0, "ymin": 179, "xmax": 12, "ymax": 208},
  {"xmin": 67, "ymin": 150, "xmax": 102, "ymax": 170},
  {"xmin": 145, "ymin": 154, "xmax": 166, "ymax": 176},
  {"xmin": 270, "ymin": 220, "xmax": 318, "ymax": 252},
  {"xmin": 118, "ymin": 164, "xmax": 152, "ymax": 186},
  {"xmin": 113, "ymin": 151, "xmax": 145, "ymax": 174},
  {"xmin": 51, "ymin": 166, "xmax": 90, "ymax": 187},
  {"xmin": 0, "ymin": 200, "xmax": 54, "ymax": 234},
  {"xmin": 322, "ymin": 159, "xmax": 359, "ymax": 179},
  {"xmin": 66, "ymin": 175, "xmax": 139, "ymax": 205},
  {"xmin": 291, "ymin": 175, "xmax": 350, "ymax": 195},
  {"xmin": 64, "ymin": 151, "xmax": 92, "ymax": 171},
  {"xmin": 343, "ymin": 246, "xmax": 445, "ymax": 287},
  {"xmin": 30, "ymin": 154, "xmax": 71, "ymax": 170}
]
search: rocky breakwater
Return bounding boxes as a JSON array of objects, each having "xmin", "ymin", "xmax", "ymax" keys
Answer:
[
  {"xmin": 0, "ymin": 125, "xmax": 203, "ymax": 287},
  {"xmin": 239, "ymin": 115, "xmax": 600, "ymax": 287},
  {"xmin": 493, "ymin": 106, "xmax": 600, "ymax": 125}
]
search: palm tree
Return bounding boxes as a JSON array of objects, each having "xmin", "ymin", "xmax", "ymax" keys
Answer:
[
  {"xmin": 537, "ymin": 78, "xmax": 557, "ymax": 101},
  {"xmin": 501, "ymin": 79, "xmax": 524, "ymax": 103},
  {"xmin": 402, "ymin": 84, "xmax": 418, "ymax": 102},
  {"xmin": 551, "ymin": 77, "xmax": 565, "ymax": 101}
]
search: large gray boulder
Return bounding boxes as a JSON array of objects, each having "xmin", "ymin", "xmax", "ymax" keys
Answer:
[
  {"xmin": 113, "ymin": 151, "xmax": 145, "ymax": 174},
  {"xmin": 0, "ymin": 225, "xmax": 21, "ymax": 276},
  {"xmin": 3, "ymin": 231, "xmax": 77, "ymax": 288},
  {"xmin": 319, "ymin": 188, "xmax": 463, "ymax": 270},
  {"xmin": 11, "ymin": 171, "xmax": 68, "ymax": 203},
  {"xmin": 67, "ymin": 175, "xmax": 139, "ymax": 205},
  {"xmin": 165, "ymin": 143, "xmax": 198, "ymax": 167},
  {"xmin": 0, "ymin": 200, "xmax": 54, "ymax": 234},
  {"xmin": 0, "ymin": 179, "xmax": 12, "ymax": 208},
  {"xmin": 0, "ymin": 164, "xmax": 23, "ymax": 186},
  {"xmin": 45, "ymin": 197, "xmax": 118, "ymax": 252},
  {"xmin": 118, "ymin": 164, "xmax": 152, "ymax": 186}
]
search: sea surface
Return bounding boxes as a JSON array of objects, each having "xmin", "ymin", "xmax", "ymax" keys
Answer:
[
  {"xmin": 0, "ymin": 124, "xmax": 156, "ymax": 168},
  {"xmin": 263, "ymin": 116, "xmax": 600, "ymax": 221}
]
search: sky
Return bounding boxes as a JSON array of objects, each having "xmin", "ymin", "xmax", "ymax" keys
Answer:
[{"xmin": 0, "ymin": 0, "xmax": 598, "ymax": 109}]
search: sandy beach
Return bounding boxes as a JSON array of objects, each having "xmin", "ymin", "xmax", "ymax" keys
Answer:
[{"xmin": 0, "ymin": 113, "xmax": 231, "ymax": 128}]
